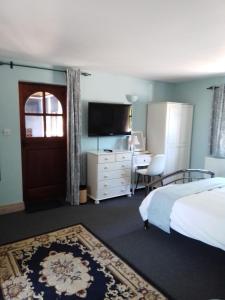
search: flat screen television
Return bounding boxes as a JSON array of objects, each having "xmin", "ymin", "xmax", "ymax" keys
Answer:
[{"xmin": 88, "ymin": 102, "xmax": 132, "ymax": 136}]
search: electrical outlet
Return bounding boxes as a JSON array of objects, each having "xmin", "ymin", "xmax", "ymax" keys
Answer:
[{"xmin": 2, "ymin": 128, "xmax": 11, "ymax": 136}]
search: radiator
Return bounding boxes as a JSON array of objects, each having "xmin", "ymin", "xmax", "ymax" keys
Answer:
[{"xmin": 204, "ymin": 156, "xmax": 225, "ymax": 177}]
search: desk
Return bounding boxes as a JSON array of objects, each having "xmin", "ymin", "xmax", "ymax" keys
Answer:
[{"xmin": 132, "ymin": 152, "xmax": 152, "ymax": 194}]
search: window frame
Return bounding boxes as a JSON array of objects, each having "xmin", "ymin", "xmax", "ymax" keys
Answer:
[{"xmin": 24, "ymin": 91, "xmax": 64, "ymax": 138}]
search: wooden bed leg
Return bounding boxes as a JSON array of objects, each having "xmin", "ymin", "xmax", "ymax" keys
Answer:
[{"xmin": 144, "ymin": 220, "xmax": 149, "ymax": 230}]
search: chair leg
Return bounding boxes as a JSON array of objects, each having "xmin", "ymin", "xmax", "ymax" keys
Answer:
[
  {"xmin": 145, "ymin": 176, "xmax": 151, "ymax": 195},
  {"xmin": 135, "ymin": 174, "xmax": 140, "ymax": 190},
  {"xmin": 159, "ymin": 174, "xmax": 163, "ymax": 186},
  {"xmin": 148, "ymin": 176, "xmax": 153, "ymax": 193},
  {"xmin": 144, "ymin": 176, "xmax": 148, "ymax": 196},
  {"xmin": 145, "ymin": 176, "xmax": 148, "ymax": 195}
]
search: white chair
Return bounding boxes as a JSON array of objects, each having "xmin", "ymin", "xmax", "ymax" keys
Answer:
[{"xmin": 135, "ymin": 154, "xmax": 166, "ymax": 193}]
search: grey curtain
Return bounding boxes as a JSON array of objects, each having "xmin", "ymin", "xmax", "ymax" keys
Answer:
[
  {"xmin": 66, "ymin": 68, "xmax": 81, "ymax": 205},
  {"xmin": 210, "ymin": 85, "xmax": 225, "ymax": 158}
]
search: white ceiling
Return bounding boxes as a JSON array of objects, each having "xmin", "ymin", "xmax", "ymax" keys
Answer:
[{"xmin": 1, "ymin": 0, "xmax": 225, "ymax": 82}]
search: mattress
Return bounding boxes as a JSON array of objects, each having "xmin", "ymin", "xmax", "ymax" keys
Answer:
[
  {"xmin": 139, "ymin": 179, "xmax": 225, "ymax": 251},
  {"xmin": 170, "ymin": 186, "xmax": 225, "ymax": 251}
]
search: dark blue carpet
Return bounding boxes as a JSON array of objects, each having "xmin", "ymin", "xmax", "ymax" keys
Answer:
[{"xmin": 0, "ymin": 191, "xmax": 225, "ymax": 300}]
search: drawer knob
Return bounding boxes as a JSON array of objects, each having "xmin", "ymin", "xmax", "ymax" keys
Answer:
[
  {"xmin": 104, "ymin": 184, "xmax": 108, "ymax": 187},
  {"xmin": 104, "ymin": 175, "xmax": 108, "ymax": 178},
  {"xmin": 121, "ymin": 165, "xmax": 125, "ymax": 167},
  {"xmin": 103, "ymin": 192, "xmax": 108, "ymax": 195},
  {"xmin": 104, "ymin": 167, "xmax": 108, "ymax": 169},
  {"xmin": 104, "ymin": 158, "xmax": 108, "ymax": 160}
]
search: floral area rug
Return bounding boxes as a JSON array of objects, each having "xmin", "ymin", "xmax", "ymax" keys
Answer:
[{"xmin": 0, "ymin": 224, "xmax": 167, "ymax": 300}]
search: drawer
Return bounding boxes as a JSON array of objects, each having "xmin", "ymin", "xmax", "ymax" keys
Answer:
[
  {"xmin": 98, "ymin": 177, "xmax": 130, "ymax": 189},
  {"xmin": 98, "ymin": 154, "xmax": 115, "ymax": 163},
  {"xmin": 98, "ymin": 162, "xmax": 117, "ymax": 172},
  {"xmin": 98, "ymin": 169, "xmax": 131, "ymax": 181},
  {"xmin": 97, "ymin": 185, "xmax": 130, "ymax": 199},
  {"xmin": 133, "ymin": 154, "xmax": 151, "ymax": 166},
  {"xmin": 115, "ymin": 161, "xmax": 131, "ymax": 169},
  {"xmin": 98, "ymin": 161, "xmax": 131, "ymax": 172},
  {"xmin": 116, "ymin": 153, "xmax": 132, "ymax": 161}
]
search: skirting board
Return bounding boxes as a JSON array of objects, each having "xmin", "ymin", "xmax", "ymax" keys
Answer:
[{"xmin": 0, "ymin": 202, "xmax": 25, "ymax": 215}]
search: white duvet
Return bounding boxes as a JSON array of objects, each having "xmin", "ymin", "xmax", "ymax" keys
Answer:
[
  {"xmin": 140, "ymin": 185, "xmax": 225, "ymax": 251},
  {"xmin": 171, "ymin": 186, "xmax": 225, "ymax": 251}
]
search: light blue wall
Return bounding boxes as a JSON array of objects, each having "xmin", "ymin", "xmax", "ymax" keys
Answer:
[
  {"xmin": 151, "ymin": 77, "xmax": 225, "ymax": 170},
  {"xmin": 79, "ymin": 71, "xmax": 152, "ymax": 184},
  {"xmin": 2, "ymin": 60, "xmax": 221, "ymax": 206},
  {"xmin": 131, "ymin": 81, "xmax": 175, "ymax": 136},
  {"xmin": 174, "ymin": 76, "xmax": 225, "ymax": 168},
  {"xmin": 80, "ymin": 77, "xmax": 175, "ymax": 182},
  {"xmin": 2, "ymin": 61, "xmax": 221, "ymax": 205},
  {"xmin": 0, "ymin": 64, "xmax": 173, "ymax": 205},
  {"xmin": 80, "ymin": 71, "xmax": 151, "ymax": 153},
  {"xmin": 151, "ymin": 81, "xmax": 175, "ymax": 101}
]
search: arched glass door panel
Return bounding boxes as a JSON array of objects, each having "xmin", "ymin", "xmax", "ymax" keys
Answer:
[{"xmin": 24, "ymin": 92, "xmax": 64, "ymax": 138}]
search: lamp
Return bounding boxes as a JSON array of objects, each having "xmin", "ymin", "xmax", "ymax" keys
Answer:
[
  {"xmin": 125, "ymin": 94, "xmax": 139, "ymax": 151},
  {"xmin": 130, "ymin": 134, "xmax": 140, "ymax": 152},
  {"xmin": 126, "ymin": 94, "xmax": 138, "ymax": 103},
  {"xmin": 132, "ymin": 135, "xmax": 140, "ymax": 147}
]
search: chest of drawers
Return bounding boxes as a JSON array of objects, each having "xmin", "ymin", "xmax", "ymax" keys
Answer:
[{"xmin": 87, "ymin": 151, "xmax": 132, "ymax": 204}]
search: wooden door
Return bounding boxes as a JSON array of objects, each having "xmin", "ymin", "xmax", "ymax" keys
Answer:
[{"xmin": 19, "ymin": 82, "xmax": 67, "ymax": 209}]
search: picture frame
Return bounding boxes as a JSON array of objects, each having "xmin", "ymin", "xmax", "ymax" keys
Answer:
[{"xmin": 131, "ymin": 131, "xmax": 145, "ymax": 152}]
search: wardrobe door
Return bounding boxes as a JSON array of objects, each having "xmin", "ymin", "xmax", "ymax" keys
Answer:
[
  {"xmin": 147, "ymin": 102, "xmax": 167, "ymax": 153},
  {"xmin": 179, "ymin": 104, "xmax": 193, "ymax": 147},
  {"xmin": 166, "ymin": 103, "xmax": 193, "ymax": 171},
  {"xmin": 166, "ymin": 103, "xmax": 182, "ymax": 146}
]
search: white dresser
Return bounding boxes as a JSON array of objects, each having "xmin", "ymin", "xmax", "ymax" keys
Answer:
[{"xmin": 87, "ymin": 151, "xmax": 132, "ymax": 204}]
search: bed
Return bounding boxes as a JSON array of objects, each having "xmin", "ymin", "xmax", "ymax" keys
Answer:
[{"xmin": 139, "ymin": 169, "xmax": 225, "ymax": 251}]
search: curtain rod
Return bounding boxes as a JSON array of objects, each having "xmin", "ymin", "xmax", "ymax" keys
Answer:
[
  {"xmin": 207, "ymin": 86, "xmax": 219, "ymax": 90},
  {"xmin": 0, "ymin": 61, "xmax": 91, "ymax": 76}
]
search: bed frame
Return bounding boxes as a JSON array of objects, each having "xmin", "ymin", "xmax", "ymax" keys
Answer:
[{"xmin": 143, "ymin": 168, "xmax": 215, "ymax": 230}]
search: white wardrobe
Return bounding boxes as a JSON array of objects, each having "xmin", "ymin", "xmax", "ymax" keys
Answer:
[{"xmin": 147, "ymin": 102, "xmax": 193, "ymax": 175}]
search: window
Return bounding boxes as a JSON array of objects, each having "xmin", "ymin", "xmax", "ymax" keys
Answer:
[{"xmin": 25, "ymin": 92, "xmax": 63, "ymax": 137}]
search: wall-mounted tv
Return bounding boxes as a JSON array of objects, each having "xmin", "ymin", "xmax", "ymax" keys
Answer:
[{"xmin": 88, "ymin": 102, "xmax": 132, "ymax": 137}]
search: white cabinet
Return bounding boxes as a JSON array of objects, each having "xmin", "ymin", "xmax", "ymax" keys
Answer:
[
  {"xmin": 87, "ymin": 151, "xmax": 132, "ymax": 204},
  {"xmin": 147, "ymin": 102, "xmax": 193, "ymax": 175}
]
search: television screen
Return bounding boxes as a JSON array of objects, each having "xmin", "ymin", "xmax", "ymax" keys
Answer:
[{"xmin": 88, "ymin": 102, "xmax": 132, "ymax": 136}]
